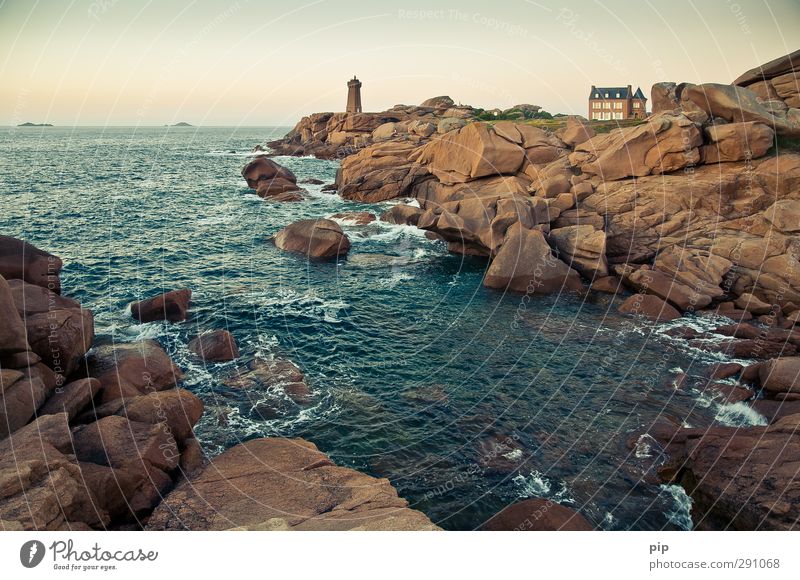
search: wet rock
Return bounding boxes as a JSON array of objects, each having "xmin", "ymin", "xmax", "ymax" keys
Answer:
[
  {"xmin": 0, "ymin": 235, "xmax": 63, "ymax": 294},
  {"xmin": 130, "ymin": 288, "xmax": 191, "ymax": 323},
  {"xmin": 330, "ymin": 211, "xmax": 376, "ymax": 225},
  {"xmin": 146, "ymin": 437, "xmax": 440, "ymax": 530},
  {"xmin": 759, "ymin": 357, "xmax": 800, "ymax": 394},
  {"xmin": 241, "ymin": 156, "xmax": 300, "ymax": 198},
  {"xmin": 274, "ymin": 219, "xmax": 350, "ymax": 260},
  {"xmin": 379, "ymin": 204, "xmax": 423, "ymax": 226},
  {"xmin": 590, "ymin": 276, "xmax": 622, "ymax": 294},
  {"xmin": 657, "ymin": 414, "xmax": 800, "ymax": 529},
  {"xmin": 701, "ymin": 382, "xmax": 754, "ymax": 404},
  {"xmin": 618, "ymin": 294, "xmax": 681, "ymax": 322},
  {"xmin": 707, "ymin": 362, "xmax": 743, "ymax": 380},
  {"xmin": 482, "ymin": 498, "xmax": 593, "ymax": 531},
  {"xmin": 224, "ymin": 358, "xmax": 311, "ymax": 404},
  {"xmin": 188, "ymin": 330, "xmax": 239, "ymax": 362}
]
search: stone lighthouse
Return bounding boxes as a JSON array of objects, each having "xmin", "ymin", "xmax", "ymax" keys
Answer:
[{"xmin": 346, "ymin": 76, "xmax": 362, "ymax": 114}]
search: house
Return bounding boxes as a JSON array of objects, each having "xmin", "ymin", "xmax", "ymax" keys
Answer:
[{"xmin": 588, "ymin": 85, "xmax": 647, "ymax": 120}]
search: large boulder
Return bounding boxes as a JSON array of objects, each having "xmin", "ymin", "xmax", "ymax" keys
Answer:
[
  {"xmin": 0, "ymin": 362, "xmax": 58, "ymax": 438},
  {"xmin": 758, "ymin": 357, "xmax": 800, "ymax": 394},
  {"xmin": 483, "ymin": 224, "xmax": 584, "ymax": 294},
  {"xmin": 224, "ymin": 358, "xmax": 311, "ymax": 404},
  {"xmin": 241, "ymin": 156, "xmax": 300, "ymax": 198},
  {"xmin": 571, "ymin": 112, "xmax": 702, "ymax": 181},
  {"xmin": 656, "ymin": 414, "xmax": 800, "ymax": 530},
  {"xmin": 0, "ymin": 414, "xmax": 109, "ymax": 530},
  {"xmin": 418, "ymin": 191, "xmax": 552, "ymax": 257},
  {"xmin": 188, "ymin": 330, "xmax": 239, "ymax": 362},
  {"xmin": 274, "ymin": 219, "xmax": 350, "ymax": 259},
  {"xmin": 558, "ymin": 117, "xmax": 596, "ymax": 147},
  {"xmin": 702, "ymin": 121, "xmax": 775, "ymax": 163},
  {"xmin": 411, "ymin": 122, "xmax": 525, "ymax": 184},
  {"xmin": 679, "ymin": 83, "xmax": 800, "ymax": 137},
  {"xmin": 618, "ymin": 293, "xmax": 681, "ymax": 322},
  {"xmin": 146, "ymin": 437, "xmax": 440, "ymax": 530},
  {"xmin": 9, "ymin": 280, "xmax": 95, "ymax": 377},
  {"xmin": 481, "ymin": 498, "xmax": 593, "ymax": 531},
  {"xmin": 548, "ymin": 225, "xmax": 608, "ymax": 279},
  {"xmin": 651, "ymin": 82, "xmax": 679, "ymax": 113},
  {"xmin": 733, "ymin": 49, "xmax": 800, "ymax": 87},
  {"xmin": 379, "ymin": 205, "xmax": 423, "ymax": 226},
  {"xmin": 87, "ymin": 340, "xmax": 183, "ymax": 404},
  {"xmin": 420, "ymin": 95, "xmax": 455, "ymax": 109},
  {"xmin": 0, "ymin": 275, "xmax": 29, "ymax": 356},
  {"xmin": 337, "ymin": 141, "xmax": 431, "ymax": 203},
  {"xmin": 130, "ymin": 288, "xmax": 191, "ymax": 323},
  {"xmin": 38, "ymin": 378, "xmax": 101, "ymax": 421},
  {"xmin": 0, "ymin": 236, "xmax": 63, "ymax": 294}
]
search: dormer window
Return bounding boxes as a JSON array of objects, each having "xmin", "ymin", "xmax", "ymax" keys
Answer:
[
  {"xmin": 604, "ymin": 92, "xmax": 609, "ymax": 98},
  {"xmin": 616, "ymin": 92, "xmax": 620, "ymax": 98},
  {"xmin": 594, "ymin": 93, "xmax": 599, "ymax": 98}
]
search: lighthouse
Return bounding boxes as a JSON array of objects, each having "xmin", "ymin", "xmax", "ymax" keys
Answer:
[{"xmin": 346, "ymin": 76, "xmax": 362, "ymax": 114}]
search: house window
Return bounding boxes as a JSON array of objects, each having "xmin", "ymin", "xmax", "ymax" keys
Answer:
[
  {"xmin": 594, "ymin": 93, "xmax": 599, "ymax": 98},
  {"xmin": 604, "ymin": 92, "xmax": 609, "ymax": 98},
  {"xmin": 592, "ymin": 102, "xmax": 601, "ymax": 109},
  {"xmin": 614, "ymin": 112, "xmax": 623, "ymax": 120},
  {"xmin": 615, "ymin": 92, "xmax": 620, "ymax": 98},
  {"xmin": 614, "ymin": 102, "xmax": 623, "ymax": 109},
  {"xmin": 633, "ymin": 101, "xmax": 640, "ymax": 108},
  {"xmin": 603, "ymin": 102, "xmax": 611, "ymax": 109}
]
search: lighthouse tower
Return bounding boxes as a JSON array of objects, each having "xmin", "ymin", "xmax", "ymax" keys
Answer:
[{"xmin": 346, "ymin": 76, "xmax": 362, "ymax": 114}]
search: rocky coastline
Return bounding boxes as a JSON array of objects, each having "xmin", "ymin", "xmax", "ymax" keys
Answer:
[
  {"xmin": 256, "ymin": 49, "xmax": 800, "ymax": 530},
  {"xmin": 2, "ymin": 50, "xmax": 799, "ymax": 532}
]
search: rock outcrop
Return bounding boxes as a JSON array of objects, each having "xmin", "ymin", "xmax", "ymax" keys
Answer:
[
  {"xmin": 241, "ymin": 156, "xmax": 302, "ymax": 199},
  {"xmin": 482, "ymin": 498, "xmax": 593, "ymax": 531},
  {"xmin": 146, "ymin": 437, "xmax": 440, "ymax": 530},
  {"xmin": 0, "ymin": 236, "xmax": 63, "ymax": 294},
  {"xmin": 188, "ymin": 330, "xmax": 239, "ymax": 362},
  {"xmin": 130, "ymin": 288, "xmax": 191, "ymax": 323},
  {"xmin": 274, "ymin": 219, "xmax": 351, "ymax": 259},
  {"xmin": 655, "ymin": 414, "xmax": 800, "ymax": 530}
]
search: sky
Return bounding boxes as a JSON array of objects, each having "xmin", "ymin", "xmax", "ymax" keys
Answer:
[{"xmin": 1, "ymin": 0, "xmax": 798, "ymax": 126}]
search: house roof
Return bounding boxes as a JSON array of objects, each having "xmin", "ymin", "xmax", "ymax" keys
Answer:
[{"xmin": 589, "ymin": 85, "xmax": 647, "ymax": 100}]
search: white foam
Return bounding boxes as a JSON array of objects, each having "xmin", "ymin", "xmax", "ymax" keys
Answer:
[
  {"xmin": 714, "ymin": 401, "xmax": 768, "ymax": 427},
  {"xmin": 660, "ymin": 484, "xmax": 693, "ymax": 530}
]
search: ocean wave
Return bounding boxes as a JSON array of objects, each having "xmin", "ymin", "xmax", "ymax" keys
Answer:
[
  {"xmin": 659, "ymin": 484, "xmax": 693, "ymax": 530},
  {"xmin": 512, "ymin": 469, "xmax": 575, "ymax": 504}
]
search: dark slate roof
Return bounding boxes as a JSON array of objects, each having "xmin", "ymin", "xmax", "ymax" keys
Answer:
[{"xmin": 588, "ymin": 85, "xmax": 647, "ymax": 100}]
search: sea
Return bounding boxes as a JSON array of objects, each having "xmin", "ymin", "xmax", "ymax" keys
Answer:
[{"xmin": 0, "ymin": 125, "xmax": 766, "ymax": 530}]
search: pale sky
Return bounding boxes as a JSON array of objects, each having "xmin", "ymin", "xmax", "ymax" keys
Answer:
[{"xmin": 1, "ymin": 0, "xmax": 798, "ymax": 126}]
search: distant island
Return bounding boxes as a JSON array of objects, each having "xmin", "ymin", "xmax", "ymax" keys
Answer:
[
  {"xmin": 166, "ymin": 122, "xmax": 193, "ymax": 127},
  {"xmin": 17, "ymin": 122, "xmax": 53, "ymax": 127}
]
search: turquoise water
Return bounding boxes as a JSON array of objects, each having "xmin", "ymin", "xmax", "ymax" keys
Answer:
[{"xmin": 0, "ymin": 126, "xmax": 755, "ymax": 530}]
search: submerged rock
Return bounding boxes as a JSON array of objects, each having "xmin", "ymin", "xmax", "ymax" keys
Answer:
[
  {"xmin": 482, "ymin": 498, "xmax": 593, "ymax": 531},
  {"xmin": 274, "ymin": 218, "xmax": 350, "ymax": 259},
  {"xmin": 188, "ymin": 330, "xmax": 239, "ymax": 362},
  {"xmin": 130, "ymin": 288, "xmax": 191, "ymax": 323}
]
